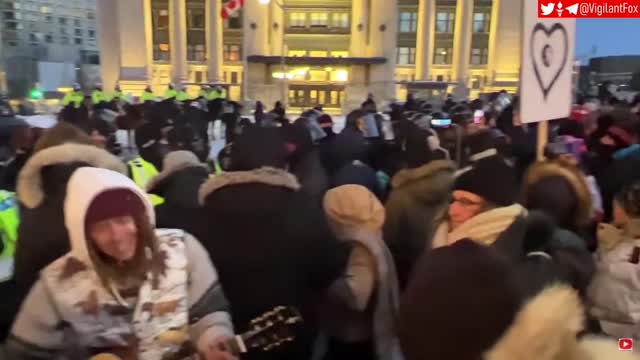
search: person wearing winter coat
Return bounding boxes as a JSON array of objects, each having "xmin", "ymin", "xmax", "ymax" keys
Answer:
[
  {"xmin": 196, "ymin": 126, "xmax": 351, "ymax": 360},
  {"xmin": 588, "ymin": 181, "xmax": 640, "ymax": 340},
  {"xmin": 2, "ymin": 167, "xmax": 235, "ymax": 360},
  {"xmin": 281, "ymin": 122, "xmax": 329, "ymax": 202},
  {"xmin": 398, "ymin": 239, "xmax": 636, "ymax": 360},
  {"xmin": 147, "ymin": 151, "xmax": 210, "ymax": 237},
  {"xmin": 431, "ymin": 153, "xmax": 524, "ymax": 249},
  {"xmin": 384, "ymin": 157, "xmax": 455, "ymax": 289},
  {"xmin": 522, "ymin": 160, "xmax": 594, "ymax": 240},
  {"xmin": 321, "ymin": 185, "xmax": 402, "ymax": 360},
  {"xmin": 14, "ymin": 129, "xmax": 127, "ymax": 301}
]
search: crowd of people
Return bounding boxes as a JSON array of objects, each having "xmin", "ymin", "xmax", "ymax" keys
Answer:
[{"xmin": 0, "ymin": 88, "xmax": 638, "ymax": 360}]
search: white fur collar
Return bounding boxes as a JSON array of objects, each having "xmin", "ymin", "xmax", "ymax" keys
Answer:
[
  {"xmin": 17, "ymin": 143, "xmax": 127, "ymax": 209},
  {"xmin": 198, "ymin": 167, "xmax": 300, "ymax": 205}
]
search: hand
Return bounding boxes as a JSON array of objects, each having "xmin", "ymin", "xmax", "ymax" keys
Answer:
[{"xmin": 199, "ymin": 339, "xmax": 238, "ymax": 360}]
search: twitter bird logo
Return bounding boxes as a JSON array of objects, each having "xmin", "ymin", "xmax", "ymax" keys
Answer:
[{"xmin": 541, "ymin": 2, "xmax": 555, "ymax": 15}]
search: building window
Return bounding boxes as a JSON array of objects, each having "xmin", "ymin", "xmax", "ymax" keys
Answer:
[
  {"xmin": 473, "ymin": 12, "xmax": 491, "ymax": 33},
  {"xmin": 75, "ymin": 28, "xmax": 82, "ymax": 36},
  {"xmin": 309, "ymin": 50, "xmax": 328, "ymax": 57},
  {"xmin": 58, "ymin": 17, "xmax": 67, "ymax": 25},
  {"xmin": 470, "ymin": 47, "xmax": 488, "ymax": 65},
  {"xmin": 435, "ymin": 11, "xmax": 455, "ymax": 33},
  {"xmin": 331, "ymin": 51, "xmax": 349, "ymax": 57},
  {"xmin": 223, "ymin": 44, "xmax": 241, "ymax": 62},
  {"xmin": 87, "ymin": 11, "xmax": 95, "ymax": 20},
  {"xmin": 45, "ymin": 34, "xmax": 53, "ymax": 43},
  {"xmin": 225, "ymin": 10, "xmax": 242, "ymax": 29},
  {"xmin": 288, "ymin": 50, "xmax": 307, "ymax": 57},
  {"xmin": 195, "ymin": 71, "xmax": 203, "ymax": 83},
  {"xmin": 398, "ymin": 11, "xmax": 417, "ymax": 33},
  {"xmin": 29, "ymin": 33, "xmax": 37, "ymax": 42},
  {"xmin": 3, "ymin": 11, "xmax": 14, "ymax": 20},
  {"xmin": 88, "ymin": 29, "xmax": 95, "ymax": 38},
  {"xmin": 60, "ymin": 27, "xmax": 67, "ymax": 35},
  {"xmin": 152, "ymin": 0, "xmax": 170, "ymax": 61},
  {"xmin": 289, "ymin": 12, "xmax": 306, "ymax": 27},
  {"xmin": 433, "ymin": 47, "xmax": 453, "ymax": 64},
  {"xmin": 310, "ymin": 12, "xmax": 328, "ymax": 27},
  {"xmin": 230, "ymin": 72, "xmax": 238, "ymax": 84},
  {"xmin": 331, "ymin": 12, "xmax": 349, "ymax": 28},
  {"xmin": 74, "ymin": 19, "xmax": 81, "ymax": 26},
  {"xmin": 45, "ymin": 15, "xmax": 52, "ymax": 22},
  {"xmin": 436, "ymin": 75, "xmax": 444, "ymax": 82},
  {"xmin": 60, "ymin": 36, "xmax": 69, "ymax": 44},
  {"xmin": 75, "ymin": 37, "xmax": 82, "ymax": 45},
  {"xmin": 5, "ymin": 22, "xmax": 17, "ymax": 30},
  {"xmin": 396, "ymin": 47, "xmax": 416, "ymax": 65},
  {"xmin": 187, "ymin": 0, "xmax": 206, "ymax": 62}
]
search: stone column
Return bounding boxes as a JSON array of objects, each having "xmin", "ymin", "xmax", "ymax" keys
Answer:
[
  {"xmin": 116, "ymin": 0, "xmax": 151, "ymax": 94},
  {"xmin": 349, "ymin": 0, "xmax": 367, "ymax": 57},
  {"xmin": 206, "ymin": 0, "xmax": 224, "ymax": 82},
  {"xmin": 416, "ymin": 0, "xmax": 435, "ymax": 80},
  {"xmin": 451, "ymin": 0, "xmax": 473, "ymax": 95},
  {"xmin": 369, "ymin": 0, "xmax": 398, "ymax": 100},
  {"xmin": 170, "ymin": 0, "xmax": 188, "ymax": 84}
]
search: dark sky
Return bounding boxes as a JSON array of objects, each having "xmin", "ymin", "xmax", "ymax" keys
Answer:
[{"xmin": 576, "ymin": 19, "xmax": 640, "ymax": 61}]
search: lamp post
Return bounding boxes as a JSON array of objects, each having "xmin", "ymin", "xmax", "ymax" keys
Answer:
[{"xmin": 258, "ymin": 0, "xmax": 287, "ymax": 108}]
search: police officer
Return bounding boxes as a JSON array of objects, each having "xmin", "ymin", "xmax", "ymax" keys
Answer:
[
  {"xmin": 164, "ymin": 83, "xmax": 178, "ymax": 100},
  {"xmin": 127, "ymin": 157, "xmax": 165, "ymax": 206},
  {"xmin": 141, "ymin": 85, "xmax": 156, "ymax": 103},
  {"xmin": 199, "ymin": 84, "xmax": 211, "ymax": 99},
  {"xmin": 176, "ymin": 84, "xmax": 190, "ymax": 102},
  {"xmin": 109, "ymin": 83, "xmax": 125, "ymax": 103},
  {"xmin": 0, "ymin": 190, "xmax": 19, "ymax": 259},
  {"xmin": 91, "ymin": 83, "xmax": 107, "ymax": 106},
  {"xmin": 62, "ymin": 83, "xmax": 84, "ymax": 108}
]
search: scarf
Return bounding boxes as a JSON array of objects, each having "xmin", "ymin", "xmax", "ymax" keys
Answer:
[
  {"xmin": 432, "ymin": 204, "xmax": 526, "ymax": 248},
  {"xmin": 338, "ymin": 227, "xmax": 404, "ymax": 360}
]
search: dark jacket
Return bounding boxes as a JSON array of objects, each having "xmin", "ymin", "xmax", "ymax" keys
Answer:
[
  {"xmin": 322, "ymin": 127, "xmax": 370, "ymax": 176},
  {"xmin": 197, "ymin": 167, "xmax": 350, "ymax": 360},
  {"xmin": 282, "ymin": 124, "xmax": 329, "ymax": 202},
  {"xmin": 13, "ymin": 143, "xmax": 127, "ymax": 298},
  {"xmin": 384, "ymin": 160, "xmax": 456, "ymax": 289},
  {"xmin": 148, "ymin": 165, "xmax": 209, "ymax": 236}
]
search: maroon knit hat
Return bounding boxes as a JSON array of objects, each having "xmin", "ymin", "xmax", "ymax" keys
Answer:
[{"xmin": 85, "ymin": 188, "xmax": 146, "ymax": 228}]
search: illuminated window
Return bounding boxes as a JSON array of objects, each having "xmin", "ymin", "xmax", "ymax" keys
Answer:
[
  {"xmin": 310, "ymin": 90, "xmax": 318, "ymax": 103},
  {"xmin": 310, "ymin": 12, "xmax": 328, "ymax": 27},
  {"xmin": 224, "ymin": 44, "xmax": 241, "ymax": 62},
  {"xmin": 332, "ymin": 13, "xmax": 349, "ymax": 28},
  {"xmin": 289, "ymin": 12, "xmax": 306, "ymax": 27},
  {"xmin": 288, "ymin": 50, "xmax": 307, "ymax": 57},
  {"xmin": 331, "ymin": 69, "xmax": 349, "ymax": 82},
  {"xmin": 398, "ymin": 11, "xmax": 417, "ymax": 33},
  {"xmin": 435, "ymin": 11, "xmax": 455, "ymax": 33},
  {"xmin": 331, "ymin": 51, "xmax": 349, "ymax": 58},
  {"xmin": 433, "ymin": 47, "xmax": 452, "ymax": 65},
  {"xmin": 309, "ymin": 50, "xmax": 328, "ymax": 57},
  {"xmin": 470, "ymin": 47, "xmax": 488, "ymax": 65},
  {"xmin": 309, "ymin": 70, "xmax": 327, "ymax": 81},
  {"xmin": 318, "ymin": 91, "xmax": 326, "ymax": 104},
  {"xmin": 473, "ymin": 12, "xmax": 491, "ymax": 33},
  {"xmin": 396, "ymin": 47, "xmax": 416, "ymax": 65},
  {"xmin": 152, "ymin": 0, "xmax": 170, "ymax": 61},
  {"xmin": 330, "ymin": 91, "xmax": 339, "ymax": 105}
]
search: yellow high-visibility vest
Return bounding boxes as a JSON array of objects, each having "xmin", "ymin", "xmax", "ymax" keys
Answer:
[
  {"xmin": 0, "ymin": 190, "xmax": 18, "ymax": 258},
  {"xmin": 128, "ymin": 157, "xmax": 165, "ymax": 206}
]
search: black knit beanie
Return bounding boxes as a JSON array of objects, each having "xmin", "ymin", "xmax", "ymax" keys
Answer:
[
  {"xmin": 399, "ymin": 239, "xmax": 523, "ymax": 360},
  {"xmin": 454, "ymin": 156, "xmax": 517, "ymax": 206}
]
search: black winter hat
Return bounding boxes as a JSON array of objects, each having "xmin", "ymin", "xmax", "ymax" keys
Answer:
[
  {"xmin": 454, "ymin": 155, "xmax": 517, "ymax": 206},
  {"xmin": 399, "ymin": 239, "xmax": 524, "ymax": 360},
  {"xmin": 229, "ymin": 126, "xmax": 289, "ymax": 171}
]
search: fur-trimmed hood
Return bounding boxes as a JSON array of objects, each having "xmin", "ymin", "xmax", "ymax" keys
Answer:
[
  {"xmin": 390, "ymin": 160, "xmax": 456, "ymax": 204},
  {"xmin": 198, "ymin": 167, "xmax": 300, "ymax": 205},
  {"xmin": 523, "ymin": 161, "xmax": 592, "ymax": 228},
  {"xmin": 17, "ymin": 143, "xmax": 128, "ymax": 209},
  {"xmin": 485, "ymin": 285, "xmax": 638, "ymax": 360}
]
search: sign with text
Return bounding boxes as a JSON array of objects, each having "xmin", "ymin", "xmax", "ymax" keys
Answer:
[{"xmin": 521, "ymin": 1, "xmax": 576, "ymax": 123}]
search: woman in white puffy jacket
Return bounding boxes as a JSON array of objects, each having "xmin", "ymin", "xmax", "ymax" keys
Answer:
[{"xmin": 588, "ymin": 181, "xmax": 640, "ymax": 339}]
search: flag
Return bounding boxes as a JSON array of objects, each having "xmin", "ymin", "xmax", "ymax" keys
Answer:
[{"xmin": 221, "ymin": 0, "xmax": 245, "ymax": 19}]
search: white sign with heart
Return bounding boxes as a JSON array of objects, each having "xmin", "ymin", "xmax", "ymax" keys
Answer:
[{"xmin": 520, "ymin": 3, "xmax": 576, "ymax": 123}]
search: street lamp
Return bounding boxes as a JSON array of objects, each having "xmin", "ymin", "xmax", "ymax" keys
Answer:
[{"xmin": 259, "ymin": 0, "xmax": 287, "ymax": 108}]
